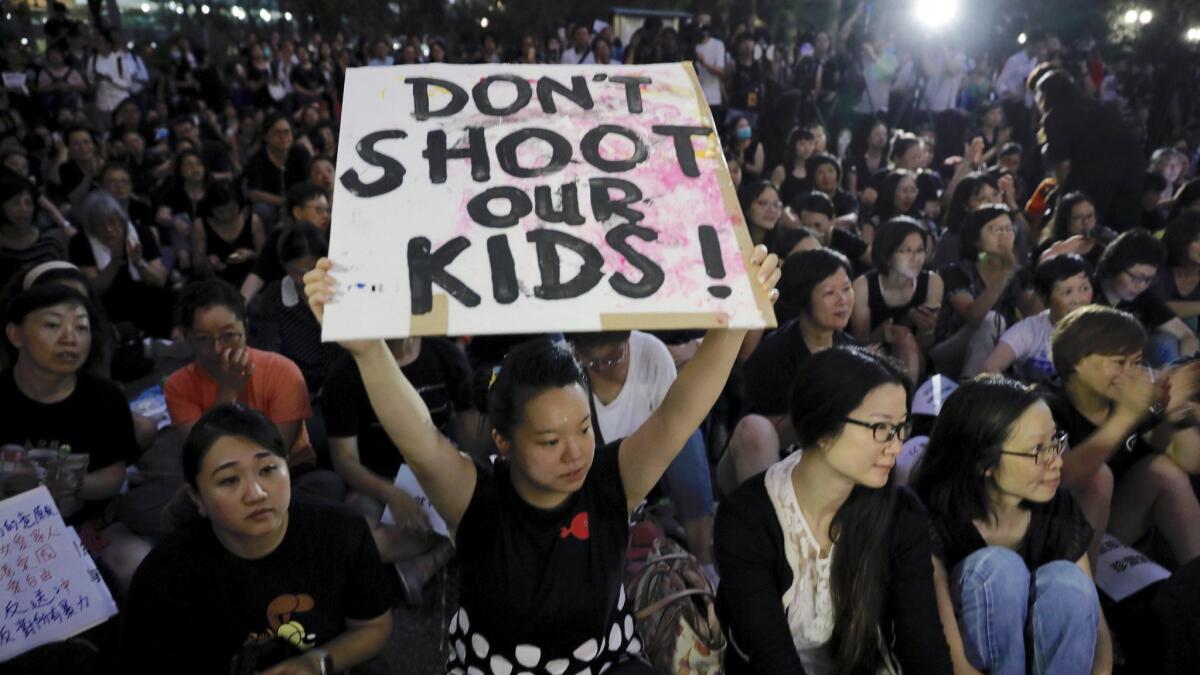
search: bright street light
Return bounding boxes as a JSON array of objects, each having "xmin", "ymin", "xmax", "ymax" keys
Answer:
[
  {"xmin": 1018, "ymin": 32, "xmax": 1028, "ymax": 45},
  {"xmin": 1124, "ymin": 9, "xmax": 1139, "ymax": 23},
  {"xmin": 1139, "ymin": 9, "xmax": 1153, "ymax": 24},
  {"xmin": 140, "ymin": 3, "xmax": 150, "ymax": 12},
  {"xmin": 284, "ymin": 11, "xmax": 293, "ymax": 21},
  {"xmin": 480, "ymin": 17, "xmax": 489, "ymax": 28},
  {"xmin": 914, "ymin": 0, "xmax": 958, "ymax": 30},
  {"xmin": 201, "ymin": 5, "xmax": 211, "ymax": 15}
]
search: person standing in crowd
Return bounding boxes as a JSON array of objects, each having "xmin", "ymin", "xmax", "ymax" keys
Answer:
[
  {"xmin": 726, "ymin": 33, "xmax": 768, "ymax": 127},
  {"xmin": 1036, "ymin": 70, "xmax": 1144, "ymax": 231},
  {"xmin": 88, "ymin": 30, "xmax": 136, "ymax": 132},
  {"xmin": 123, "ymin": 405, "xmax": 393, "ymax": 674},
  {"xmin": 561, "ymin": 24, "xmax": 595, "ymax": 65},
  {"xmin": 716, "ymin": 346, "xmax": 953, "ymax": 674},
  {"xmin": 911, "ymin": 377, "xmax": 1111, "ymax": 675},
  {"xmin": 303, "ymin": 247, "xmax": 779, "ymax": 674},
  {"xmin": 693, "ymin": 15, "xmax": 726, "ymax": 126}
]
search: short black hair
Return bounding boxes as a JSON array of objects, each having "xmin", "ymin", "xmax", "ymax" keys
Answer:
[
  {"xmin": 765, "ymin": 227, "xmax": 815, "ymax": 260},
  {"xmin": 1033, "ymin": 253, "xmax": 1093, "ymax": 300},
  {"xmin": 182, "ymin": 404, "xmax": 288, "ymax": 489},
  {"xmin": 793, "ymin": 191, "xmax": 835, "ymax": 219},
  {"xmin": 487, "ymin": 337, "xmax": 588, "ymax": 442},
  {"xmin": 286, "ymin": 181, "xmax": 326, "ymax": 215},
  {"xmin": 277, "ymin": 223, "xmax": 328, "ymax": 264},
  {"xmin": 3, "ymin": 285, "xmax": 100, "ymax": 366},
  {"xmin": 565, "ymin": 331, "xmax": 631, "ymax": 354},
  {"xmin": 1097, "ymin": 228, "xmax": 1165, "ymax": 280},
  {"xmin": 776, "ymin": 248, "xmax": 852, "ymax": 324},
  {"xmin": 176, "ymin": 278, "xmax": 246, "ymax": 329},
  {"xmin": 871, "ymin": 217, "xmax": 928, "ymax": 274},
  {"xmin": 805, "ymin": 153, "xmax": 842, "ymax": 184}
]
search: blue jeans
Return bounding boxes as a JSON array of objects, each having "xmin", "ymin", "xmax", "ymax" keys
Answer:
[
  {"xmin": 658, "ymin": 429, "xmax": 715, "ymax": 521},
  {"xmin": 952, "ymin": 547, "xmax": 1098, "ymax": 675},
  {"xmin": 1147, "ymin": 331, "xmax": 1182, "ymax": 368}
]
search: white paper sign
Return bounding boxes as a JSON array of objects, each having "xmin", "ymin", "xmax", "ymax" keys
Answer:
[
  {"xmin": 381, "ymin": 465, "xmax": 450, "ymax": 539},
  {"xmin": 1093, "ymin": 534, "xmax": 1171, "ymax": 602},
  {"xmin": 326, "ymin": 63, "xmax": 773, "ymax": 340},
  {"xmin": 0, "ymin": 487, "xmax": 118, "ymax": 660}
]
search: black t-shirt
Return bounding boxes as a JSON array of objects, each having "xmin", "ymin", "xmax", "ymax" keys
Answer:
[
  {"xmin": 830, "ymin": 226, "xmax": 868, "ymax": 267},
  {"xmin": 743, "ymin": 320, "xmax": 857, "ymax": 417},
  {"xmin": 242, "ymin": 146, "xmax": 312, "ymax": 199},
  {"xmin": 938, "ymin": 261, "xmax": 1033, "ymax": 340},
  {"xmin": 928, "ymin": 489, "xmax": 1093, "ymax": 571},
  {"xmin": 122, "ymin": 502, "xmax": 390, "ymax": 675},
  {"xmin": 252, "ymin": 227, "xmax": 286, "ymax": 284},
  {"xmin": 1045, "ymin": 385, "xmax": 1158, "ymax": 482},
  {"xmin": 1097, "ymin": 288, "xmax": 1176, "ymax": 330},
  {"xmin": 0, "ymin": 230, "xmax": 67, "ymax": 291},
  {"xmin": 0, "ymin": 370, "xmax": 135, "ymax": 523},
  {"xmin": 450, "ymin": 442, "xmax": 641, "ymax": 671},
  {"xmin": 323, "ymin": 339, "xmax": 472, "ymax": 479}
]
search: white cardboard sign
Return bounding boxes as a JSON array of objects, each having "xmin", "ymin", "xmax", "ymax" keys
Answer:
[{"xmin": 325, "ymin": 63, "xmax": 774, "ymax": 339}]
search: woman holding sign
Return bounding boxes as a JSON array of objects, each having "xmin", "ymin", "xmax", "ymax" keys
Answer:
[{"xmin": 303, "ymin": 247, "xmax": 780, "ymax": 674}]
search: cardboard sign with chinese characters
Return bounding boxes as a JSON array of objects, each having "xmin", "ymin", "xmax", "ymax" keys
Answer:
[
  {"xmin": 0, "ymin": 487, "xmax": 117, "ymax": 660},
  {"xmin": 325, "ymin": 62, "xmax": 775, "ymax": 339}
]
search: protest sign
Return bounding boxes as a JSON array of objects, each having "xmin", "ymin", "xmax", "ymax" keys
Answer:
[
  {"xmin": 1094, "ymin": 534, "xmax": 1171, "ymax": 602},
  {"xmin": 325, "ymin": 63, "xmax": 775, "ymax": 339},
  {"xmin": 0, "ymin": 487, "xmax": 118, "ymax": 661}
]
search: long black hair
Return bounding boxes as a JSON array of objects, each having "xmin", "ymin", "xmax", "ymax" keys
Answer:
[
  {"xmin": 1046, "ymin": 191, "xmax": 1095, "ymax": 245},
  {"xmin": 183, "ymin": 403, "xmax": 288, "ymax": 489},
  {"xmin": 873, "ymin": 169, "xmax": 918, "ymax": 223},
  {"xmin": 940, "ymin": 172, "xmax": 995, "ymax": 235},
  {"xmin": 910, "ymin": 376, "xmax": 1044, "ymax": 525},
  {"xmin": 790, "ymin": 346, "xmax": 913, "ymax": 675}
]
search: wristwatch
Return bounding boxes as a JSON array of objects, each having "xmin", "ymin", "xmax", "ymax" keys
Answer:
[{"xmin": 311, "ymin": 649, "xmax": 334, "ymax": 674}]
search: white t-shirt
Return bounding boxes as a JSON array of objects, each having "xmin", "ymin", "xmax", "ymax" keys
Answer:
[
  {"xmin": 923, "ymin": 50, "xmax": 966, "ymax": 112},
  {"xmin": 998, "ymin": 310, "xmax": 1057, "ymax": 383},
  {"xmin": 995, "ymin": 48, "xmax": 1037, "ymax": 106},
  {"xmin": 561, "ymin": 46, "xmax": 596, "ymax": 65},
  {"xmin": 91, "ymin": 51, "xmax": 135, "ymax": 112},
  {"xmin": 593, "ymin": 331, "xmax": 677, "ymax": 442},
  {"xmin": 694, "ymin": 37, "xmax": 726, "ymax": 106}
]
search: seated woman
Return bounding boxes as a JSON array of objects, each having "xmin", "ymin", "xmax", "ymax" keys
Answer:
[
  {"xmin": 804, "ymin": 153, "xmax": 859, "ymax": 222},
  {"xmin": 911, "ymin": 376, "xmax": 1111, "ymax": 675},
  {"xmin": 1046, "ymin": 305, "xmax": 1200, "ymax": 566},
  {"xmin": 979, "ymin": 254, "xmax": 1094, "ymax": 384},
  {"xmin": 247, "ymin": 223, "xmax": 339, "ymax": 394},
  {"xmin": 715, "ymin": 346, "xmax": 952, "ymax": 674},
  {"xmin": 154, "ymin": 149, "xmax": 211, "ymax": 272},
  {"xmin": 68, "ymin": 190, "xmax": 172, "ymax": 337},
  {"xmin": 769, "ymin": 127, "xmax": 816, "ymax": 208},
  {"xmin": 851, "ymin": 217, "xmax": 943, "ymax": 374},
  {"xmin": 719, "ymin": 249, "xmax": 858, "ymax": 494},
  {"xmin": 0, "ymin": 284, "xmax": 150, "ymax": 594},
  {"xmin": 1156, "ymin": 212, "xmax": 1200, "ymax": 333},
  {"xmin": 122, "ymin": 404, "xmax": 393, "ymax": 674},
  {"xmin": 304, "ymin": 249, "xmax": 780, "ymax": 674},
  {"xmin": 864, "ymin": 169, "xmax": 920, "ymax": 249},
  {"xmin": 931, "ymin": 204, "xmax": 1041, "ymax": 380},
  {"xmin": 1037, "ymin": 191, "xmax": 1110, "ymax": 268},
  {"xmin": 0, "ymin": 171, "xmax": 67, "ymax": 290},
  {"xmin": 192, "ymin": 180, "xmax": 265, "ymax": 288},
  {"xmin": 739, "ymin": 180, "xmax": 783, "ymax": 247},
  {"xmin": 931, "ymin": 172, "xmax": 999, "ymax": 272}
]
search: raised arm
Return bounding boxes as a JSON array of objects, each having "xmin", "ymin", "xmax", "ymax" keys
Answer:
[
  {"xmin": 304, "ymin": 260, "xmax": 476, "ymax": 529},
  {"xmin": 619, "ymin": 248, "xmax": 779, "ymax": 511}
]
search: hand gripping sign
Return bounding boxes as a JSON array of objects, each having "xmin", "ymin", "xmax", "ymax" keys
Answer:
[{"xmin": 323, "ymin": 62, "xmax": 776, "ymax": 339}]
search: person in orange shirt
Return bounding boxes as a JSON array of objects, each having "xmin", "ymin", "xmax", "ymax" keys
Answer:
[{"xmin": 165, "ymin": 278, "xmax": 344, "ymax": 501}]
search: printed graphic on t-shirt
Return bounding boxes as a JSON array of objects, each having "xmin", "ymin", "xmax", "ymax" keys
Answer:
[{"xmin": 245, "ymin": 593, "xmax": 320, "ymax": 650}]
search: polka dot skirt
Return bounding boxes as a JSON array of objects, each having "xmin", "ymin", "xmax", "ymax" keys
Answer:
[{"xmin": 446, "ymin": 586, "xmax": 643, "ymax": 675}]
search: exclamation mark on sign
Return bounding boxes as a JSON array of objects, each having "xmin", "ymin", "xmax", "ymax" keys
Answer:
[{"xmin": 699, "ymin": 225, "xmax": 731, "ymax": 299}]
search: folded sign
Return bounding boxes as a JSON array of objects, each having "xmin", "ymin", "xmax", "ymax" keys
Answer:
[{"xmin": 324, "ymin": 63, "xmax": 775, "ymax": 339}]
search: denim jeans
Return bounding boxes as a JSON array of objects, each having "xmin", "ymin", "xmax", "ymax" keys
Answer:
[
  {"xmin": 1146, "ymin": 331, "xmax": 1183, "ymax": 368},
  {"xmin": 952, "ymin": 547, "xmax": 1098, "ymax": 675},
  {"xmin": 658, "ymin": 429, "xmax": 715, "ymax": 521}
]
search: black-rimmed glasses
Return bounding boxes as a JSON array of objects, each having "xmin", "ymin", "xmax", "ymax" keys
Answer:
[
  {"xmin": 842, "ymin": 417, "xmax": 912, "ymax": 443},
  {"xmin": 999, "ymin": 430, "xmax": 1069, "ymax": 466}
]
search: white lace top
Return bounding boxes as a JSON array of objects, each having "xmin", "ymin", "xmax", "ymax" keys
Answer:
[
  {"xmin": 765, "ymin": 451, "xmax": 837, "ymax": 674},
  {"xmin": 764, "ymin": 451, "xmax": 901, "ymax": 675}
]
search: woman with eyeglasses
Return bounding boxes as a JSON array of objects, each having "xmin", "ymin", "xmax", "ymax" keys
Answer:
[
  {"xmin": 910, "ymin": 376, "xmax": 1111, "ymax": 675},
  {"xmin": 930, "ymin": 204, "xmax": 1041, "ymax": 380},
  {"xmin": 1036, "ymin": 192, "xmax": 1107, "ymax": 269},
  {"xmin": 715, "ymin": 346, "xmax": 952, "ymax": 675},
  {"xmin": 739, "ymin": 180, "xmax": 783, "ymax": 246}
]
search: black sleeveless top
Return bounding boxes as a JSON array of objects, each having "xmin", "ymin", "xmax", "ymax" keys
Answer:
[
  {"xmin": 866, "ymin": 269, "xmax": 931, "ymax": 331},
  {"xmin": 204, "ymin": 211, "xmax": 256, "ymax": 286}
]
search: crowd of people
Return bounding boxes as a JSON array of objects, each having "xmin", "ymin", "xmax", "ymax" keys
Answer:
[{"xmin": 4, "ymin": 1, "xmax": 1200, "ymax": 673}]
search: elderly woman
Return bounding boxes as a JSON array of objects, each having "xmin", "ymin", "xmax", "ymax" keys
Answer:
[
  {"xmin": 123, "ymin": 404, "xmax": 393, "ymax": 674},
  {"xmin": 68, "ymin": 190, "xmax": 171, "ymax": 336}
]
